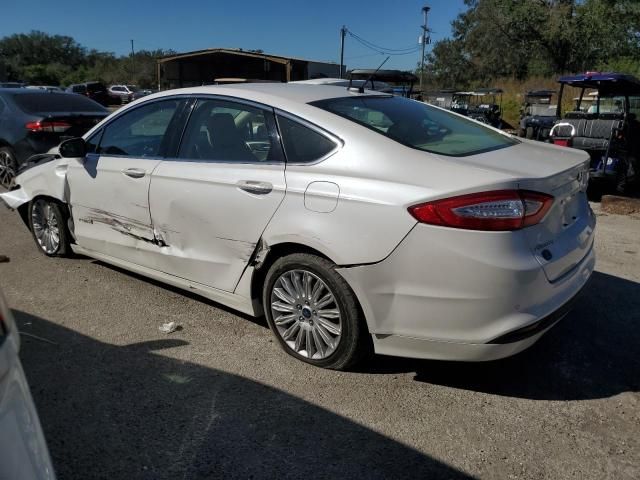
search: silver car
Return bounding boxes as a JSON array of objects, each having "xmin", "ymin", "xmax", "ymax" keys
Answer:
[
  {"xmin": 0, "ymin": 287, "xmax": 56, "ymax": 479},
  {"xmin": 0, "ymin": 84, "xmax": 595, "ymax": 369}
]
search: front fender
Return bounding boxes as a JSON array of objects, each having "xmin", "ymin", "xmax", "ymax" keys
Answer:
[{"xmin": 0, "ymin": 158, "xmax": 69, "ymax": 210}]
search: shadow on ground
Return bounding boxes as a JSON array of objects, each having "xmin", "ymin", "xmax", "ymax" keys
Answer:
[
  {"xmin": 15, "ymin": 310, "xmax": 472, "ymax": 480},
  {"xmin": 92, "ymin": 256, "xmax": 640, "ymax": 402},
  {"xmin": 365, "ymin": 271, "xmax": 640, "ymax": 401}
]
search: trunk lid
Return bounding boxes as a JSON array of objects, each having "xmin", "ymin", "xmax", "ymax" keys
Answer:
[{"xmin": 451, "ymin": 140, "xmax": 595, "ymax": 282}]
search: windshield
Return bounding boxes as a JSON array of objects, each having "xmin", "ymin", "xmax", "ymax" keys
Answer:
[
  {"xmin": 311, "ymin": 96, "xmax": 517, "ymax": 157},
  {"xmin": 11, "ymin": 93, "xmax": 107, "ymax": 114}
]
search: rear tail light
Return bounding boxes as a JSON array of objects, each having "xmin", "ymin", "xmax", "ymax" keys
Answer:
[
  {"xmin": 408, "ymin": 190, "xmax": 554, "ymax": 231},
  {"xmin": 25, "ymin": 120, "xmax": 72, "ymax": 133},
  {"xmin": 553, "ymin": 139, "xmax": 571, "ymax": 147}
]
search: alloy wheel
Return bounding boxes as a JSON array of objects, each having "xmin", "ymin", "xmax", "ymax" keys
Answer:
[
  {"xmin": 0, "ymin": 150, "xmax": 16, "ymax": 189},
  {"xmin": 31, "ymin": 200, "xmax": 60, "ymax": 254},
  {"xmin": 270, "ymin": 269, "xmax": 342, "ymax": 360}
]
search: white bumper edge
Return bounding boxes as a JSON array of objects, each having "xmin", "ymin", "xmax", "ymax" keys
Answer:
[
  {"xmin": 371, "ymin": 324, "xmax": 553, "ymax": 362},
  {"xmin": 0, "ymin": 187, "xmax": 30, "ymax": 210}
]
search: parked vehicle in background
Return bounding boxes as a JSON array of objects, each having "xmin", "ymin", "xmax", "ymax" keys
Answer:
[
  {"xmin": 347, "ymin": 69, "xmax": 418, "ymax": 98},
  {"xmin": 0, "ymin": 90, "xmax": 108, "ymax": 188},
  {"xmin": 0, "ymin": 82, "xmax": 26, "ymax": 88},
  {"xmin": 66, "ymin": 82, "xmax": 114, "ymax": 107},
  {"xmin": 132, "ymin": 87, "xmax": 154, "ymax": 100},
  {"xmin": 573, "ymin": 91, "xmax": 598, "ymax": 112},
  {"xmin": 108, "ymin": 85, "xmax": 136, "ymax": 104},
  {"xmin": 451, "ymin": 88, "xmax": 504, "ymax": 128},
  {"xmin": 25, "ymin": 86, "xmax": 64, "ymax": 93},
  {"xmin": 1, "ymin": 84, "xmax": 594, "ymax": 370},
  {"xmin": 549, "ymin": 72, "xmax": 640, "ymax": 194},
  {"xmin": 293, "ymin": 77, "xmax": 393, "ymax": 93},
  {"xmin": 0, "ymin": 285, "xmax": 56, "ymax": 479},
  {"xmin": 518, "ymin": 90, "xmax": 558, "ymax": 140}
]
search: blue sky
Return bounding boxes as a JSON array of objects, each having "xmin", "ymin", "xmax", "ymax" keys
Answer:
[{"xmin": 6, "ymin": 0, "xmax": 466, "ymax": 70}]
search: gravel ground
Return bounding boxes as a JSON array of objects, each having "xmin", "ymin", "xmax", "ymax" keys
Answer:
[{"xmin": 0, "ymin": 202, "xmax": 638, "ymax": 480}]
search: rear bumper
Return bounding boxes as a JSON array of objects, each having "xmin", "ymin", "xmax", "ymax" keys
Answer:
[{"xmin": 338, "ymin": 222, "xmax": 595, "ymax": 362}]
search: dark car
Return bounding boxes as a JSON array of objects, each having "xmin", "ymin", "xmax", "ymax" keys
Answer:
[
  {"xmin": 0, "ymin": 90, "xmax": 108, "ymax": 188},
  {"xmin": 518, "ymin": 90, "xmax": 558, "ymax": 140},
  {"xmin": 66, "ymin": 81, "xmax": 116, "ymax": 107},
  {"xmin": 549, "ymin": 72, "xmax": 640, "ymax": 194}
]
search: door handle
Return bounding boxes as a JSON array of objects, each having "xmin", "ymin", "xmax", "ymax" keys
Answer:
[
  {"xmin": 122, "ymin": 168, "xmax": 146, "ymax": 179},
  {"xmin": 237, "ymin": 180, "xmax": 273, "ymax": 195}
]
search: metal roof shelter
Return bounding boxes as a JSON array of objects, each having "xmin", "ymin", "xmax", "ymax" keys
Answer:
[{"xmin": 157, "ymin": 48, "xmax": 343, "ymax": 90}]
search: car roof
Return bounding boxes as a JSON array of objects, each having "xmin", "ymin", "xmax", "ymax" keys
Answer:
[{"xmin": 149, "ymin": 83, "xmax": 391, "ymax": 107}]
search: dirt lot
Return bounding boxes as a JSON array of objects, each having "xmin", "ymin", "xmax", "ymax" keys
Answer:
[{"xmin": 0, "ymin": 202, "xmax": 638, "ymax": 480}]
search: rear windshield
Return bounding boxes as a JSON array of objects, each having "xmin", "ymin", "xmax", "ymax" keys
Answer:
[
  {"xmin": 311, "ymin": 96, "xmax": 517, "ymax": 157},
  {"xmin": 11, "ymin": 93, "xmax": 107, "ymax": 114}
]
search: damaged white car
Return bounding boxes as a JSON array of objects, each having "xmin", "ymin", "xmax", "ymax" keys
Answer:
[{"xmin": 1, "ymin": 84, "xmax": 596, "ymax": 369}]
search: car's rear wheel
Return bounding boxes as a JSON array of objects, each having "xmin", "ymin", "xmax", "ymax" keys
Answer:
[
  {"xmin": 28, "ymin": 198, "xmax": 71, "ymax": 257},
  {"xmin": 263, "ymin": 253, "xmax": 370, "ymax": 370},
  {"xmin": 0, "ymin": 146, "xmax": 17, "ymax": 190}
]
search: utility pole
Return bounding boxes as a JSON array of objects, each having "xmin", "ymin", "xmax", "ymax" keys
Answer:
[
  {"xmin": 339, "ymin": 26, "xmax": 347, "ymax": 79},
  {"xmin": 130, "ymin": 39, "xmax": 135, "ymax": 84},
  {"xmin": 419, "ymin": 5, "xmax": 431, "ymax": 92}
]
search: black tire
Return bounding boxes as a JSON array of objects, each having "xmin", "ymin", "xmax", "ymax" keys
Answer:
[
  {"xmin": 28, "ymin": 198, "xmax": 72, "ymax": 257},
  {"xmin": 0, "ymin": 146, "xmax": 18, "ymax": 190},
  {"xmin": 263, "ymin": 253, "xmax": 371, "ymax": 370},
  {"xmin": 518, "ymin": 128, "xmax": 526, "ymax": 138}
]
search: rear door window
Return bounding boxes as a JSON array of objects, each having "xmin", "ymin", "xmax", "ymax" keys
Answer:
[
  {"xmin": 276, "ymin": 115, "xmax": 338, "ymax": 163},
  {"xmin": 311, "ymin": 96, "xmax": 517, "ymax": 157},
  {"xmin": 177, "ymin": 98, "xmax": 284, "ymax": 163}
]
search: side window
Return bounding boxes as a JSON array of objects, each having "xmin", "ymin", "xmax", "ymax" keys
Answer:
[
  {"xmin": 85, "ymin": 129, "xmax": 103, "ymax": 154},
  {"xmin": 276, "ymin": 115, "xmax": 337, "ymax": 163},
  {"xmin": 178, "ymin": 99, "xmax": 283, "ymax": 163},
  {"xmin": 98, "ymin": 99, "xmax": 180, "ymax": 157}
]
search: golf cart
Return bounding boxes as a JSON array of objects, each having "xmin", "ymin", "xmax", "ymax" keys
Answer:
[
  {"xmin": 347, "ymin": 69, "xmax": 418, "ymax": 98},
  {"xmin": 549, "ymin": 72, "xmax": 640, "ymax": 194},
  {"xmin": 518, "ymin": 89, "xmax": 558, "ymax": 140},
  {"xmin": 451, "ymin": 88, "xmax": 503, "ymax": 128}
]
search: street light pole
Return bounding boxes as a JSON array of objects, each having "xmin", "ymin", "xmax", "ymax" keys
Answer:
[
  {"xmin": 339, "ymin": 26, "xmax": 347, "ymax": 79},
  {"xmin": 130, "ymin": 39, "xmax": 135, "ymax": 83},
  {"xmin": 420, "ymin": 6, "xmax": 431, "ymax": 92}
]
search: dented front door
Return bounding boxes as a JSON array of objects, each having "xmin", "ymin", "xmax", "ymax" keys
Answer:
[
  {"xmin": 67, "ymin": 99, "xmax": 184, "ymax": 264},
  {"xmin": 147, "ymin": 98, "xmax": 286, "ymax": 292}
]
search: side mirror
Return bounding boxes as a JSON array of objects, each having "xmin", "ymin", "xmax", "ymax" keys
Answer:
[{"xmin": 59, "ymin": 137, "xmax": 87, "ymax": 158}]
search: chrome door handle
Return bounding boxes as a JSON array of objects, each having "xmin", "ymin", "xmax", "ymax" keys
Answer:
[
  {"xmin": 122, "ymin": 168, "xmax": 146, "ymax": 179},
  {"xmin": 237, "ymin": 180, "xmax": 273, "ymax": 195}
]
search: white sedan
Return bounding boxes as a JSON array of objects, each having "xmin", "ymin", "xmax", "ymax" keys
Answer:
[{"xmin": 0, "ymin": 84, "xmax": 595, "ymax": 369}]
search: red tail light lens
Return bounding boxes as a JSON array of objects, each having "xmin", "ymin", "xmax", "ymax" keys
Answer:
[
  {"xmin": 553, "ymin": 139, "xmax": 571, "ymax": 147},
  {"xmin": 408, "ymin": 190, "xmax": 554, "ymax": 231},
  {"xmin": 25, "ymin": 121, "xmax": 72, "ymax": 133}
]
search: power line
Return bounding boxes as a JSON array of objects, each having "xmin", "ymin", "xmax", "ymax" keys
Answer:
[{"xmin": 345, "ymin": 30, "xmax": 420, "ymax": 56}]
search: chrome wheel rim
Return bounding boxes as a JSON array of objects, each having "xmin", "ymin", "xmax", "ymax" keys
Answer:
[
  {"xmin": 270, "ymin": 269, "xmax": 342, "ymax": 360},
  {"xmin": 0, "ymin": 151, "xmax": 15, "ymax": 189},
  {"xmin": 31, "ymin": 200, "xmax": 60, "ymax": 254}
]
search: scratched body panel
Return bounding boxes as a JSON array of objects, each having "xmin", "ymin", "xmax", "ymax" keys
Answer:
[
  {"xmin": 67, "ymin": 154, "xmax": 162, "ymax": 264},
  {"xmin": 148, "ymin": 161, "xmax": 286, "ymax": 292}
]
